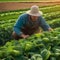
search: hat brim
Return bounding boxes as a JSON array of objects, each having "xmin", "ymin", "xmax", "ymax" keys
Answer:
[{"xmin": 26, "ymin": 10, "xmax": 43, "ymax": 16}]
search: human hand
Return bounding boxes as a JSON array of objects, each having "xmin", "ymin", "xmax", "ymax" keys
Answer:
[
  {"xmin": 48, "ymin": 28, "xmax": 53, "ymax": 31},
  {"xmin": 20, "ymin": 34, "xmax": 29, "ymax": 39}
]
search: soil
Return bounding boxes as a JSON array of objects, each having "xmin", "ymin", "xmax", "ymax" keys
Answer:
[{"xmin": 0, "ymin": 2, "xmax": 60, "ymax": 12}]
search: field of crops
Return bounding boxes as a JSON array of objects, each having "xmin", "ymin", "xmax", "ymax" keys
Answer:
[
  {"xmin": 0, "ymin": 0, "xmax": 60, "ymax": 2},
  {"xmin": 0, "ymin": 5, "xmax": 60, "ymax": 60}
]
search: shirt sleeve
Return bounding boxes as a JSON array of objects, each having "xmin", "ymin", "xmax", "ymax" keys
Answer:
[
  {"xmin": 13, "ymin": 15, "xmax": 25, "ymax": 36},
  {"xmin": 39, "ymin": 16, "xmax": 51, "ymax": 31}
]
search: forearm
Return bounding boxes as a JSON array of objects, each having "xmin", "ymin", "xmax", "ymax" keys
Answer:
[
  {"xmin": 14, "ymin": 27, "xmax": 23, "ymax": 36},
  {"xmin": 14, "ymin": 27, "xmax": 29, "ymax": 39},
  {"xmin": 39, "ymin": 16, "xmax": 52, "ymax": 31}
]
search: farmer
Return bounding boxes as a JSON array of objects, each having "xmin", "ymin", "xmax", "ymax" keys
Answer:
[{"xmin": 12, "ymin": 5, "xmax": 52, "ymax": 40}]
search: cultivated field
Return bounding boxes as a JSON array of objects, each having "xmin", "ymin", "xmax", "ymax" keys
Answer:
[
  {"xmin": 0, "ymin": 0, "xmax": 60, "ymax": 2},
  {"xmin": 0, "ymin": 4, "xmax": 60, "ymax": 59},
  {"xmin": 0, "ymin": 2, "xmax": 60, "ymax": 12}
]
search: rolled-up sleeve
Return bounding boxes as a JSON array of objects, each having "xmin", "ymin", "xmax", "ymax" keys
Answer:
[
  {"xmin": 14, "ymin": 15, "xmax": 24, "ymax": 36},
  {"xmin": 39, "ymin": 16, "xmax": 51, "ymax": 31}
]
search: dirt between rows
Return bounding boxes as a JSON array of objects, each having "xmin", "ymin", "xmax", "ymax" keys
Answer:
[{"xmin": 0, "ymin": 2, "xmax": 60, "ymax": 12}]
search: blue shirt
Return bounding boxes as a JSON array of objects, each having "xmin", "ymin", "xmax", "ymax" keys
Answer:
[{"xmin": 14, "ymin": 13, "xmax": 50, "ymax": 36}]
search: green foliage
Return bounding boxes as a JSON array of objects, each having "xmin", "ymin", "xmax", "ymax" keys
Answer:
[
  {"xmin": 0, "ymin": 5, "xmax": 60, "ymax": 60},
  {"xmin": 41, "ymin": 49, "xmax": 51, "ymax": 60},
  {"xmin": 0, "ymin": 0, "xmax": 57, "ymax": 2},
  {"xmin": 0, "ymin": 30, "xmax": 60, "ymax": 60}
]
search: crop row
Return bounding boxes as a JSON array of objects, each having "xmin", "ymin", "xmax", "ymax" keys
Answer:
[
  {"xmin": 0, "ymin": 10, "xmax": 60, "ymax": 24},
  {"xmin": 0, "ymin": 5, "xmax": 60, "ymax": 17},
  {"xmin": 40, "ymin": 5, "xmax": 60, "ymax": 13},
  {"xmin": 47, "ymin": 18, "xmax": 60, "ymax": 28},
  {"xmin": 0, "ymin": 11, "xmax": 60, "ymax": 27},
  {"xmin": 0, "ymin": 5, "xmax": 60, "ymax": 60},
  {"xmin": 0, "ymin": 17, "xmax": 60, "ymax": 46},
  {"xmin": 0, "ymin": 29, "xmax": 60, "ymax": 60},
  {"xmin": 0, "ymin": 17, "xmax": 60, "ymax": 29},
  {"xmin": 0, "ymin": 5, "xmax": 60, "ymax": 46}
]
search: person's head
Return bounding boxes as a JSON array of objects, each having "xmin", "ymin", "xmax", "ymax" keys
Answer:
[{"xmin": 26, "ymin": 5, "xmax": 42, "ymax": 21}]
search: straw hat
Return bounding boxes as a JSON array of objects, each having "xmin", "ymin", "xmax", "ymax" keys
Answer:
[{"xmin": 26, "ymin": 5, "xmax": 43, "ymax": 16}]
